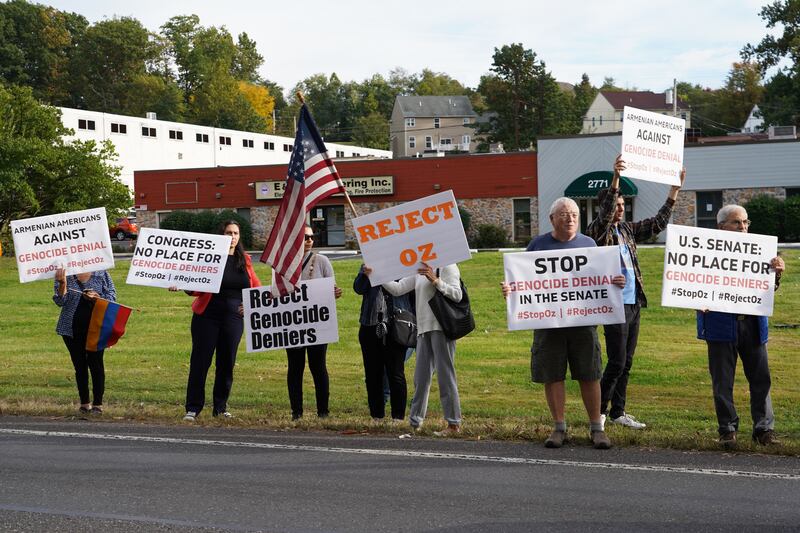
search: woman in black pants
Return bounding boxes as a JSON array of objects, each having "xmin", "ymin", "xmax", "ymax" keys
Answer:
[
  {"xmin": 53, "ymin": 267, "xmax": 117, "ymax": 414},
  {"xmin": 174, "ymin": 220, "xmax": 261, "ymax": 421},
  {"xmin": 286, "ymin": 226, "xmax": 342, "ymax": 420},
  {"xmin": 353, "ymin": 265, "xmax": 412, "ymax": 421}
]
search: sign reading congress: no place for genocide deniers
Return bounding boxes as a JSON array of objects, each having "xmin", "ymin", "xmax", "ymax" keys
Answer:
[
  {"xmin": 243, "ymin": 277, "xmax": 339, "ymax": 353},
  {"xmin": 661, "ymin": 224, "xmax": 777, "ymax": 316},
  {"xmin": 620, "ymin": 105, "xmax": 684, "ymax": 186}
]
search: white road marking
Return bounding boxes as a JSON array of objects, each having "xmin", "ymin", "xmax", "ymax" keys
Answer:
[{"xmin": 2, "ymin": 428, "xmax": 798, "ymax": 481}]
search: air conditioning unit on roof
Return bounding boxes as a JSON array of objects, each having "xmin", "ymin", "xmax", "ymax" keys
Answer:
[{"xmin": 768, "ymin": 125, "xmax": 796, "ymax": 139}]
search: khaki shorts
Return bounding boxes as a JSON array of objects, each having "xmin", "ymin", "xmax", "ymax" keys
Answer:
[{"xmin": 530, "ymin": 326, "xmax": 601, "ymax": 383}]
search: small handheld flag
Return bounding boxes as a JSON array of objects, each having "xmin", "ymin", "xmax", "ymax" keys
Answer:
[{"xmin": 86, "ymin": 298, "xmax": 132, "ymax": 351}]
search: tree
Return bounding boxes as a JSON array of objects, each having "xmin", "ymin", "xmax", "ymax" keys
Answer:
[
  {"xmin": 760, "ymin": 70, "xmax": 800, "ymax": 126},
  {"xmin": 415, "ymin": 69, "xmax": 468, "ymax": 95},
  {"xmin": 715, "ymin": 62, "xmax": 764, "ymax": 129},
  {"xmin": 0, "ymin": 84, "xmax": 131, "ymax": 242},
  {"xmin": 238, "ymin": 81, "xmax": 275, "ymax": 130},
  {"xmin": 352, "ymin": 112, "xmax": 389, "ymax": 149},
  {"xmin": 573, "ymin": 73, "xmax": 598, "ymax": 127}
]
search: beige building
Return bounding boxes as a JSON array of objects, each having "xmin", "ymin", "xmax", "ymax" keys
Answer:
[
  {"xmin": 581, "ymin": 90, "xmax": 691, "ymax": 134},
  {"xmin": 390, "ymin": 95, "xmax": 478, "ymax": 157}
]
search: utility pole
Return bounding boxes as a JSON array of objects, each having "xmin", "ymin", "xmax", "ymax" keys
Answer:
[{"xmin": 673, "ymin": 78, "xmax": 678, "ymax": 116}]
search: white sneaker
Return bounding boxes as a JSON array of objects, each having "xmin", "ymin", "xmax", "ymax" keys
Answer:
[
  {"xmin": 610, "ymin": 413, "xmax": 646, "ymax": 429},
  {"xmin": 182, "ymin": 411, "xmax": 197, "ymax": 422}
]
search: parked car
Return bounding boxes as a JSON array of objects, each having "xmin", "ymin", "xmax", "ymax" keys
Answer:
[{"xmin": 109, "ymin": 217, "xmax": 138, "ymax": 241}]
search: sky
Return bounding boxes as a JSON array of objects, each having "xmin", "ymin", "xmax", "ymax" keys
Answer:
[{"xmin": 41, "ymin": 0, "xmax": 778, "ymax": 95}]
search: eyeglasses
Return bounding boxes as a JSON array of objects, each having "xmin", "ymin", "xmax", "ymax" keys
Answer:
[
  {"xmin": 727, "ymin": 219, "xmax": 751, "ymax": 227},
  {"xmin": 304, "ymin": 234, "xmax": 315, "ymax": 241},
  {"xmin": 555, "ymin": 212, "xmax": 579, "ymax": 220}
]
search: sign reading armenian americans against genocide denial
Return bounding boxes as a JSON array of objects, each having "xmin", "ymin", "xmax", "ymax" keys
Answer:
[
  {"xmin": 620, "ymin": 106, "xmax": 684, "ymax": 186},
  {"xmin": 243, "ymin": 278, "xmax": 339, "ymax": 352},
  {"xmin": 12, "ymin": 207, "xmax": 114, "ymax": 283},
  {"xmin": 661, "ymin": 224, "xmax": 777, "ymax": 315},
  {"xmin": 352, "ymin": 190, "xmax": 471, "ymax": 286},
  {"xmin": 126, "ymin": 228, "xmax": 231, "ymax": 293},
  {"xmin": 504, "ymin": 247, "xmax": 624, "ymax": 330}
]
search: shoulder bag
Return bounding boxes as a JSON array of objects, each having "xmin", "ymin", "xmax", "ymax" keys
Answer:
[{"xmin": 429, "ymin": 271, "xmax": 475, "ymax": 340}]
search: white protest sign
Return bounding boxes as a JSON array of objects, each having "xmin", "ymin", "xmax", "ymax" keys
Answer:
[
  {"xmin": 620, "ymin": 106, "xmax": 685, "ymax": 186},
  {"xmin": 243, "ymin": 277, "xmax": 338, "ymax": 352},
  {"xmin": 504, "ymin": 247, "xmax": 624, "ymax": 330},
  {"xmin": 126, "ymin": 228, "xmax": 231, "ymax": 293},
  {"xmin": 352, "ymin": 190, "xmax": 471, "ymax": 286},
  {"xmin": 661, "ymin": 224, "xmax": 777, "ymax": 315},
  {"xmin": 11, "ymin": 207, "xmax": 114, "ymax": 283}
]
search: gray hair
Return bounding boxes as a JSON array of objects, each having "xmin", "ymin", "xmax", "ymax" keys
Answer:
[
  {"xmin": 716, "ymin": 204, "xmax": 747, "ymax": 224},
  {"xmin": 549, "ymin": 197, "xmax": 579, "ymax": 217}
]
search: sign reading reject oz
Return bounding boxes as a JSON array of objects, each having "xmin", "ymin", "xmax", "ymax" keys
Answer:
[{"xmin": 352, "ymin": 190, "xmax": 471, "ymax": 286}]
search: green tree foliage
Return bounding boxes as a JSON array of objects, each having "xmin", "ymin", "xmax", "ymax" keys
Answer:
[
  {"xmin": 415, "ymin": 69, "xmax": 468, "ymax": 95},
  {"xmin": 783, "ymin": 195, "xmax": 800, "ymax": 240},
  {"xmin": 573, "ymin": 73, "xmax": 598, "ymax": 127},
  {"xmin": 352, "ymin": 112, "xmax": 389, "ymax": 149},
  {"xmin": 744, "ymin": 194, "xmax": 782, "ymax": 238},
  {"xmin": 716, "ymin": 62, "xmax": 764, "ymax": 129},
  {"xmin": 760, "ymin": 70, "xmax": 800, "ymax": 126},
  {"xmin": 0, "ymin": 84, "xmax": 131, "ymax": 239},
  {"xmin": 159, "ymin": 209, "xmax": 253, "ymax": 247}
]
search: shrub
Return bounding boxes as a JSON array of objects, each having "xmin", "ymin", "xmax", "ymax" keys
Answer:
[
  {"xmin": 744, "ymin": 195, "xmax": 782, "ymax": 239},
  {"xmin": 783, "ymin": 196, "xmax": 800, "ymax": 241},
  {"xmin": 471, "ymin": 224, "xmax": 509, "ymax": 248},
  {"xmin": 158, "ymin": 210, "xmax": 254, "ymax": 248},
  {"xmin": 159, "ymin": 211, "xmax": 196, "ymax": 232},
  {"xmin": 214, "ymin": 209, "xmax": 253, "ymax": 248},
  {"xmin": 458, "ymin": 207, "xmax": 471, "ymax": 234}
]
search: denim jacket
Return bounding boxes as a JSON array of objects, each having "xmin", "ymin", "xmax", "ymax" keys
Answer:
[{"xmin": 696, "ymin": 311, "xmax": 769, "ymax": 344}]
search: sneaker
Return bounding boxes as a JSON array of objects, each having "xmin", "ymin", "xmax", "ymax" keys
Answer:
[
  {"xmin": 610, "ymin": 413, "xmax": 646, "ymax": 430},
  {"xmin": 753, "ymin": 430, "xmax": 778, "ymax": 446},
  {"xmin": 78, "ymin": 406, "xmax": 91, "ymax": 414},
  {"xmin": 90, "ymin": 406, "xmax": 103, "ymax": 415},
  {"xmin": 213, "ymin": 411, "xmax": 233, "ymax": 419},
  {"xmin": 544, "ymin": 429, "xmax": 567, "ymax": 448},
  {"xmin": 433, "ymin": 424, "xmax": 461, "ymax": 437},
  {"xmin": 719, "ymin": 431, "xmax": 737, "ymax": 449},
  {"xmin": 182, "ymin": 411, "xmax": 197, "ymax": 422},
  {"xmin": 591, "ymin": 430, "xmax": 612, "ymax": 449}
]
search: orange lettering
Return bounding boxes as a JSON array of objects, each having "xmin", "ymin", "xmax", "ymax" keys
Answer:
[
  {"xmin": 421, "ymin": 206, "xmax": 439, "ymax": 224},
  {"xmin": 357, "ymin": 225, "xmax": 378, "ymax": 243},
  {"xmin": 419, "ymin": 242, "xmax": 437, "ymax": 262},
  {"xmin": 376, "ymin": 218, "xmax": 394, "ymax": 238},
  {"xmin": 400, "ymin": 248, "xmax": 417, "ymax": 266},
  {"xmin": 436, "ymin": 201, "xmax": 455, "ymax": 219},
  {"xmin": 405, "ymin": 210, "xmax": 423, "ymax": 230}
]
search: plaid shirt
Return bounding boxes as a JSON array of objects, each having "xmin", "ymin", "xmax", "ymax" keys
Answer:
[{"xmin": 585, "ymin": 187, "xmax": 674, "ymax": 308}]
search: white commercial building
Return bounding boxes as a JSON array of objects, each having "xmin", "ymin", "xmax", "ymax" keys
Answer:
[{"xmin": 59, "ymin": 107, "xmax": 392, "ymax": 191}]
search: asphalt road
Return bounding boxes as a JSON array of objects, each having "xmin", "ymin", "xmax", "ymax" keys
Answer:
[{"xmin": 1, "ymin": 417, "xmax": 799, "ymax": 532}]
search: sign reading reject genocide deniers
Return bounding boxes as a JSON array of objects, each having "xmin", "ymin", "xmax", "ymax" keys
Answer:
[
  {"xmin": 504, "ymin": 247, "xmax": 624, "ymax": 330},
  {"xmin": 661, "ymin": 224, "xmax": 777, "ymax": 316},
  {"xmin": 243, "ymin": 277, "xmax": 338, "ymax": 352}
]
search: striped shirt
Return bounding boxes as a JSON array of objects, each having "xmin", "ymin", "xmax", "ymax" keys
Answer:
[{"xmin": 53, "ymin": 271, "xmax": 116, "ymax": 337}]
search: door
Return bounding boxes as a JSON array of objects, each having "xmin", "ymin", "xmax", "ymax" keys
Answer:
[
  {"xmin": 696, "ymin": 191, "xmax": 722, "ymax": 229},
  {"xmin": 310, "ymin": 205, "xmax": 345, "ymax": 247}
]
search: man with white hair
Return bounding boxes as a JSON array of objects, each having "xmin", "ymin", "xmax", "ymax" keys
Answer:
[
  {"xmin": 697, "ymin": 204, "xmax": 785, "ymax": 449},
  {"xmin": 503, "ymin": 197, "xmax": 625, "ymax": 449}
]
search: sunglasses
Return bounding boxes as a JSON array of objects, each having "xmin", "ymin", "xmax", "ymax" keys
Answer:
[{"xmin": 304, "ymin": 234, "xmax": 315, "ymax": 241}]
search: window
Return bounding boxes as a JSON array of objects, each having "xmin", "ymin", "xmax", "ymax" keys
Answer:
[
  {"xmin": 462, "ymin": 135, "xmax": 471, "ymax": 145},
  {"xmin": 335, "ymin": 150, "xmax": 345, "ymax": 157},
  {"xmin": 440, "ymin": 138, "xmax": 452, "ymax": 146},
  {"xmin": 353, "ymin": 152, "xmax": 360, "ymax": 157},
  {"xmin": 513, "ymin": 199, "xmax": 532, "ymax": 243},
  {"xmin": 425, "ymin": 136, "xmax": 432, "ymax": 149},
  {"xmin": 681, "ymin": 113, "xmax": 687, "ymax": 120},
  {"xmin": 434, "ymin": 117, "xmax": 440, "ymax": 129},
  {"xmin": 236, "ymin": 208, "xmax": 251, "ymax": 223},
  {"xmin": 786, "ymin": 188, "xmax": 800, "ymax": 198},
  {"xmin": 620, "ymin": 112, "xmax": 624, "ymax": 123},
  {"xmin": 463, "ymin": 118, "xmax": 471, "ymax": 125},
  {"xmin": 219, "ymin": 136, "xmax": 231, "ymax": 145},
  {"xmin": 242, "ymin": 139, "xmax": 254, "ymax": 148},
  {"xmin": 409, "ymin": 136, "xmax": 416, "ymax": 148},
  {"xmin": 283, "ymin": 144, "xmax": 292, "ymax": 152},
  {"xmin": 405, "ymin": 118, "xmax": 416, "ymax": 127},
  {"xmin": 196, "ymin": 133, "xmax": 209, "ymax": 143},
  {"xmin": 696, "ymin": 191, "xmax": 723, "ymax": 229},
  {"xmin": 78, "ymin": 119, "xmax": 96, "ymax": 131},
  {"xmin": 599, "ymin": 115, "xmax": 603, "ymax": 125},
  {"xmin": 110, "ymin": 122, "xmax": 126, "ymax": 134},
  {"xmin": 168, "ymin": 129, "xmax": 183, "ymax": 140},
  {"xmin": 264, "ymin": 141, "xmax": 275, "ymax": 150},
  {"xmin": 592, "ymin": 117, "xmax": 596, "ymax": 127},
  {"xmin": 141, "ymin": 127, "xmax": 156, "ymax": 137}
]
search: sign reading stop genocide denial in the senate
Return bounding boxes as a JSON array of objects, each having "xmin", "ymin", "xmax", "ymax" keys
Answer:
[
  {"xmin": 11, "ymin": 207, "xmax": 114, "ymax": 283},
  {"xmin": 504, "ymin": 247, "xmax": 624, "ymax": 330},
  {"xmin": 620, "ymin": 106, "xmax": 684, "ymax": 186},
  {"xmin": 352, "ymin": 190, "xmax": 471, "ymax": 286},
  {"xmin": 661, "ymin": 224, "xmax": 777, "ymax": 316},
  {"xmin": 243, "ymin": 277, "xmax": 338, "ymax": 353},
  {"xmin": 126, "ymin": 228, "xmax": 231, "ymax": 293}
]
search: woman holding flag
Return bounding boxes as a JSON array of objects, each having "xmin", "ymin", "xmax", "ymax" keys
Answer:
[{"xmin": 53, "ymin": 268, "xmax": 117, "ymax": 415}]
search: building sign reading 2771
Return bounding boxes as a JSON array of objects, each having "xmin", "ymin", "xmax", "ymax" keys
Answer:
[
  {"xmin": 255, "ymin": 176, "xmax": 394, "ymax": 200},
  {"xmin": 587, "ymin": 179, "xmax": 608, "ymax": 189}
]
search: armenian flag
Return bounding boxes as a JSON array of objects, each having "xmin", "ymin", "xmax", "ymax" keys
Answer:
[{"xmin": 85, "ymin": 299, "xmax": 132, "ymax": 352}]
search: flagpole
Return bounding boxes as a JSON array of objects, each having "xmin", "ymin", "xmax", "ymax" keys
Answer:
[
  {"xmin": 68, "ymin": 288, "xmax": 138, "ymax": 311},
  {"xmin": 295, "ymin": 91, "xmax": 360, "ymax": 219}
]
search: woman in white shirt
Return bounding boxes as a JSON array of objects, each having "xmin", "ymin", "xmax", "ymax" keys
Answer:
[{"xmin": 382, "ymin": 261, "xmax": 463, "ymax": 434}]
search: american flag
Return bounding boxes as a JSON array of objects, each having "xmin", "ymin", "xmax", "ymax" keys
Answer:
[{"xmin": 260, "ymin": 104, "xmax": 345, "ymax": 294}]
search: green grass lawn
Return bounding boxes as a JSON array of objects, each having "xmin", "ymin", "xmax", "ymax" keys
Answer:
[{"xmin": 1, "ymin": 249, "xmax": 798, "ymax": 454}]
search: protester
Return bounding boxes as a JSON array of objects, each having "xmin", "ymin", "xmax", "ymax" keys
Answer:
[
  {"xmin": 585, "ymin": 156, "xmax": 685, "ymax": 430},
  {"xmin": 697, "ymin": 205, "xmax": 785, "ymax": 449},
  {"xmin": 353, "ymin": 265, "xmax": 413, "ymax": 421},
  {"xmin": 286, "ymin": 225, "xmax": 342, "ymax": 420},
  {"xmin": 53, "ymin": 268, "xmax": 117, "ymax": 415},
  {"xmin": 502, "ymin": 197, "xmax": 625, "ymax": 449},
  {"xmin": 175, "ymin": 220, "xmax": 260, "ymax": 421},
  {"xmin": 381, "ymin": 261, "xmax": 463, "ymax": 435}
]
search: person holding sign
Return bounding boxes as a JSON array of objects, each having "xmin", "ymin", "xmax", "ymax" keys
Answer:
[
  {"xmin": 380, "ymin": 261, "xmax": 463, "ymax": 435},
  {"xmin": 53, "ymin": 268, "xmax": 117, "ymax": 414},
  {"xmin": 285, "ymin": 226, "xmax": 343, "ymax": 420},
  {"xmin": 353, "ymin": 265, "xmax": 413, "ymax": 421},
  {"xmin": 697, "ymin": 205, "xmax": 785, "ymax": 449},
  {"xmin": 502, "ymin": 198, "xmax": 625, "ymax": 449},
  {"xmin": 177, "ymin": 220, "xmax": 261, "ymax": 422},
  {"xmin": 585, "ymin": 156, "xmax": 685, "ymax": 430}
]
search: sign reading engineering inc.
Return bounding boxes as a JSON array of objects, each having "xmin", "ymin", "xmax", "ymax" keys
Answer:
[{"xmin": 255, "ymin": 176, "xmax": 394, "ymax": 200}]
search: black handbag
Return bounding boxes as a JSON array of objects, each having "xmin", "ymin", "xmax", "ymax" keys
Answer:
[
  {"xmin": 428, "ymin": 273, "xmax": 475, "ymax": 340},
  {"xmin": 389, "ymin": 307, "xmax": 417, "ymax": 348}
]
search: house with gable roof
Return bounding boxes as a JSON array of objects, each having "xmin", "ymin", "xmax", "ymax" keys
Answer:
[
  {"xmin": 390, "ymin": 95, "xmax": 478, "ymax": 157},
  {"xmin": 581, "ymin": 90, "xmax": 691, "ymax": 134}
]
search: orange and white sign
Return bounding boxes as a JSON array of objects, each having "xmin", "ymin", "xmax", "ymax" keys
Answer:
[
  {"xmin": 620, "ymin": 106, "xmax": 684, "ymax": 186},
  {"xmin": 353, "ymin": 190, "xmax": 471, "ymax": 286}
]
